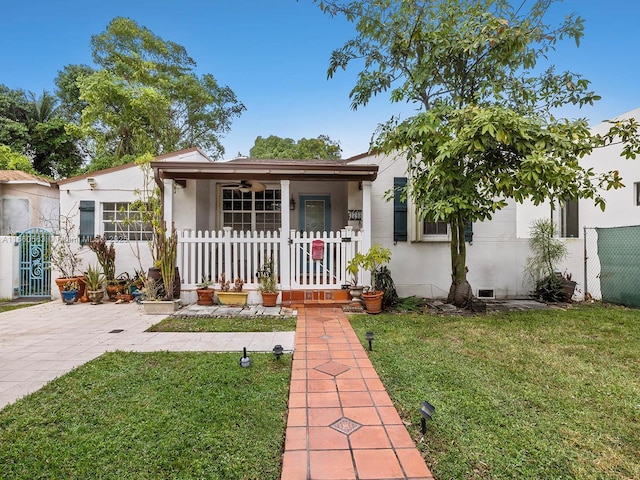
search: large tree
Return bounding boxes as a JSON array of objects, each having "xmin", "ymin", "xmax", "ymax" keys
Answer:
[
  {"xmin": 317, "ymin": 0, "xmax": 639, "ymax": 306},
  {"xmin": 0, "ymin": 86, "xmax": 83, "ymax": 178},
  {"xmin": 250, "ymin": 134, "xmax": 342, "ymax": 159},
  {"xmin": 72, "ymin": 17, "xmax": 245, "ymax": 165}
]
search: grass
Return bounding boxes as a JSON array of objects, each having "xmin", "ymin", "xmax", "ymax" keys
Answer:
[
  {"xmin": 147, "ymin": 315, "xmax": 296, "ymax": 332},
  {"xmin": 0, "ymin": 351, "xmax": 291, "ymax": 479},
  {"xmin": 350, "ymin": 304, "xmax": 640, "ymax": 480},
  {"xmin": 0, "ymin": 302, "xmax": 42, "ymax": 314}
]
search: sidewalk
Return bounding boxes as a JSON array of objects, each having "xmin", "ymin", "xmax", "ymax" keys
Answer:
[
  {"xmin": 0, "ymin": 301, "xmax": 294, "ymax": 409},
  {"xmin": 281, "ymin": 307, "xmax": 433, "ymax": 480}
]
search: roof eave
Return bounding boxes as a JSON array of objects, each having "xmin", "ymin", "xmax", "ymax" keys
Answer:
[{"xmin": 150, "ymin": 161, "xmax": 379, "ymax": 182}]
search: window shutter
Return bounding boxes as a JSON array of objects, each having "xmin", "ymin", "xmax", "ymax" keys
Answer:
[
  {"xmin": 394, "ymin": 177, "xmax": 408, "ymax": 242},
  {"xmin": 464, "ymin": 220, "xmax": 473, "ymax": 243},
  {"xmin": 79, "ymin": 201, "xmax": 95, "ymax": 245}
]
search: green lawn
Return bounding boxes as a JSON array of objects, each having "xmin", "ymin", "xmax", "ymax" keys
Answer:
[
  {"xmin": 350, "ymin": 304, "xmax": 640, "ymax": 480},
  {"xmin": 0, "ymin": 351, "xmax": 291, "ymax": 480},
  {"xmin": 147, "ymin": 315, "xmax": 296, "ymax": 332},
  {"xmin": 0, "ymin": 302, "xmax": 43, "ymax": 314}
]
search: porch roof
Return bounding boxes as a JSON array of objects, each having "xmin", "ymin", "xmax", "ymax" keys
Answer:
[{"xmin": 151, "ymin": 158, "xmax": 379, "ymax": 182}]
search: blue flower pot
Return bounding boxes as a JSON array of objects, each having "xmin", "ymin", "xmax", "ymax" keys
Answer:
[{"xmin": 62, "ymin": 290, "xmax": 78, "ymax": 304}]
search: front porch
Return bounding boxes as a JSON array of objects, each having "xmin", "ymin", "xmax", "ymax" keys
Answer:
[{"xmin": 152, "ymin": 155, "xmax": 379, "ymax": 305}]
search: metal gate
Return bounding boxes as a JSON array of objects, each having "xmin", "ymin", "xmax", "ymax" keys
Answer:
[{"xmin": 18, "ymin": 228, "xmax": 51, "ymax": 298}]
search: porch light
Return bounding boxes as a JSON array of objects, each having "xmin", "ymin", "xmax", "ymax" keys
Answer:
[
  {"xmin": 240, "ymin": 347, "xmax": 251, "ymax": 367},
  {"xmin": 419, "ymin": 400, "xmax": 436, "ymax": 434},
  {"xmin": 365, "ymin": 331, "xmax": 374, "ymax": 351},
  {"xmin": 272, "ymin": 344, "xmax": 284, "ymax": 360},
  {"xmin": 87, "ymin": 177, "xmax": 96, "ymax": 190},
  {"xmin": 290, "ymin": 196, "xmax": 296, "ymax": 211}
]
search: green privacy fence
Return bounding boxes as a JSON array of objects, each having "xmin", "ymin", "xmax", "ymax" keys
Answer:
[{"xmin": 585, "ymin": 226, "xmax": 640, "ymax": 308}]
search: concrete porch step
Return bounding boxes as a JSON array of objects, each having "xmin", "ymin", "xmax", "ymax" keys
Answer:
[{"xmin": 281, "ymin": 289, "xmax": 353, "ymax": 309}]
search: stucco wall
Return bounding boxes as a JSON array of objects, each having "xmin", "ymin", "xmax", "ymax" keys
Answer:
[
  {"xmin": 577, "ymin": 107, "xmax": 640, "ymax": 230},
  {"xmin": 351, "ymin": 151, "xmax": 576, "ymax": 299},
  {"xmin": 57, "ymin": 164, "xmax": 155, "ymax": 284},
  {"xmin": 0, "ymin": 183, "xmax": 59, "ymax": 234},
  {"xmin": 0, "ymin": 237, "xmax": 19, "ymax": 299}
]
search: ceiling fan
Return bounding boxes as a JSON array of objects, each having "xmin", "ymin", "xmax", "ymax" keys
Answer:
[{"xmin": 221, "ymin": 179, "xmax": 266, "ymax": 193}]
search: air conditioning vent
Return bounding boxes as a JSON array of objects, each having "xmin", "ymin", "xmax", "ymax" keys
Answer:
[{"xmin": 477, "ymin": 289, "xmax": 495, "ymax": 299}]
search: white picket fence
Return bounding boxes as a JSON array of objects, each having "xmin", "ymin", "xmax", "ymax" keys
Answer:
[{"xmin": 177, "ymin": 227, "xmax": 363, "ymax": 290}]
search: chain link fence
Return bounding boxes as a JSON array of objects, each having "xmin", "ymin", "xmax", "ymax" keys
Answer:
[{"xmin": 584, "ymin": 226, "xmax": 640, "ymax": 308}]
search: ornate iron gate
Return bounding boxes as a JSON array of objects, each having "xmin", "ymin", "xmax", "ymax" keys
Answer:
[{"xmin": 18, "ymin": 228, "xmax": 51, "ymax": 297}]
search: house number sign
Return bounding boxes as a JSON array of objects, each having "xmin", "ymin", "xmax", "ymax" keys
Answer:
[{"xmin": 348, "ymin": 209, "xmax": 362, "ymax": 221}]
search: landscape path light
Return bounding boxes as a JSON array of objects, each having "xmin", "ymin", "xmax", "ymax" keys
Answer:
[
  {"xmin": 272, "ymin": 344, "xmax": 284, "ymax": 360},
  {"xmin": 240, "ymin": 347, "xmax": 251, "ymax": 367},
  {"xmin": 419, "ymin": 400, "xmax": 436, "ymax": 434},
  {"xmin": 365, "ymin": 331, "xmax": 374, "ymax": 351}
]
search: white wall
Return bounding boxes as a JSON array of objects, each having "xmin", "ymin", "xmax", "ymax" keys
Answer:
[
  {"xmin": 578, "ymin": 107, "xmax": 640, "ymax": 229},
  {"xmin": 58, "ymin": 164, "xmax": 156, "ymax": 286},
  {"xmin": 0, "ymin": 237, "xmax": 19, "ymax": 299},
  {"xmin": 351, "ymin": 151, "xmax": 578, "ymax": 299},
  {"xmin": 0, "ymin": 183, "xmax": 59, "ymax": 234}
]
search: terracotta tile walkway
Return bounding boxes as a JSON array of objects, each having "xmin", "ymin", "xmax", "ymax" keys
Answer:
[{"xmin": 281, "ymin": 307, "xmax": 433, "ymax": 480}]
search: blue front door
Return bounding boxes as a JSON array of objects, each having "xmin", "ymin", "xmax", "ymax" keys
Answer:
[{"xmin": 299, "ymin": 195, "xmax": 331, "ymax": 233}]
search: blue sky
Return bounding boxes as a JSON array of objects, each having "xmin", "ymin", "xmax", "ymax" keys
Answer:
[{"xmin": 1, "ymin": 0, "xmax": 638, "ymax": 160}]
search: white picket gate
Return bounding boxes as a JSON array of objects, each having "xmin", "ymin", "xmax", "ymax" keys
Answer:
[{"xmin": 177, "ymin": 227, "xmax": 363, "ymax": 290}]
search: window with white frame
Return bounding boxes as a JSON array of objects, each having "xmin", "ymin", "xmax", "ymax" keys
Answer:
[
  {"xmin": 635, "ymin": 182, "xmax": 640, "ymax": 206},
  {"xmin": 222, "ymin": 188, "xmax": 281, "ymax": 232},
  {"xmin": 102, "ymin": 202, "xmax": 153, "ymax": 241},
  {"xmin": 423, "ymin": 218, "xmax": 448, "ymax": 236},
  {"xmin": 420, "ymin": 217, "xmax": 474, "ymax": 242}
]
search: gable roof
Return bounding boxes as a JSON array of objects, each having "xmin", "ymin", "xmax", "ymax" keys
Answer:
[
  {"xmin": 0, "ymin": 170, "xmax": 56, "ymax": 187},
  {"xmin": 57, "ymin": 147, "xmax": 211, "ymax": 185}
]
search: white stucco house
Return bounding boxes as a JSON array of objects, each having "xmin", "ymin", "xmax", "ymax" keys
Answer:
[
  {"xmin": 60, "ymin": 146, "xmax": 533, "ymax": 304},
  {"xmin": 50, "ymin": 106, "xmax": 639, "ymax": 304}
]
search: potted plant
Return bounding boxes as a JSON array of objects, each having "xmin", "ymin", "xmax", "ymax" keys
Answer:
[
  {"xmin": 141, "ymin": 222, "xmax": 181, "ymax": 314},
  {"xmin": 196, "ymin": 276, "xmax": 215, "ymax": 306},
  {"xmin": 130, "ymin": 269, "xmax": 146, "ymax": 302},
  {"xmin": 88, "ymin": 236, "xmax": 119, "ymax": 300},
  {"xmin": 141, "ymin": 277, "xmax": 180, "ymax": 314},
  {"xmin": 116, "ymin": 276, "xmax": 134, "ymax": 303},
  {"xmin": 256, "ymin": 257, "xmax": 279, "ymax": 307},
  {"xmin": 84, "ymin": 264, "xmax": 106, "ymax": 304},
  {"xmin": 51, "ymin": 211, "xmax": 85, "ymax": 300},
  {"xmin": 129, "ymin": 159, "xmax": 181, "ymax": 302},
  {"xmin": 216, "ymin": 274, "xmax": 248, "ymax": 306},
  {"xmin": 61, "ymin": 279, "xmax": 79, "ymax": 305},
  {"xmin": 345, "ymin": 252, "xmax": 366, "ymax": 306},
  {"xmin": 359, "ymin": 244, "xmax": 392, "ymax": 314},
  {"xmin": 524, "ymin": 219, "xmax": 576, "ymax": 302}
]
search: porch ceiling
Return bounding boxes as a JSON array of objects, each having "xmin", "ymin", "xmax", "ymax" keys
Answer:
[{"xmin": 151, "ymin": 160, "xmax": 378, "ymax": 182}]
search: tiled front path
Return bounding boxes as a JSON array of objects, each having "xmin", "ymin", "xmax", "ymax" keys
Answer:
[{"xmin": 282, "ymin": 307, "xmax": 433, "ymax": 480}]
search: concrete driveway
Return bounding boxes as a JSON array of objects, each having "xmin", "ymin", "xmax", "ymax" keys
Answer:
[{"xmin": 0, "ymin": 300, "xmax": 294, "ymax": 409}]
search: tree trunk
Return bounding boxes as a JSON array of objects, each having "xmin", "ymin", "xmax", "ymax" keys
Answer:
[{"xmin": 446, "ymin": 215, "xmax": 473, "ymax": 308}]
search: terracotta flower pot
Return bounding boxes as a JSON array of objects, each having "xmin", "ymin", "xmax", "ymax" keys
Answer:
[
  {"xmin": 362, "ymin": 290, "xmax": 384, "ymax": 314},
  {"xmin": 261, "ymin": 291, "xmax": 279, "ymax": 307},
  {"xmin": 196, "ymin": 288, "xmax": 215, "ymax": 306}
]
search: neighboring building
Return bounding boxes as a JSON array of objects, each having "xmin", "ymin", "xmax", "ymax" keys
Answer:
[
  {"xmin": 0, "ymin": 170, "xmax": 59, "ymax": 234},
  {"xmin": 0, "ymin": 171, "xmax": 59, "ymax": 300}
]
